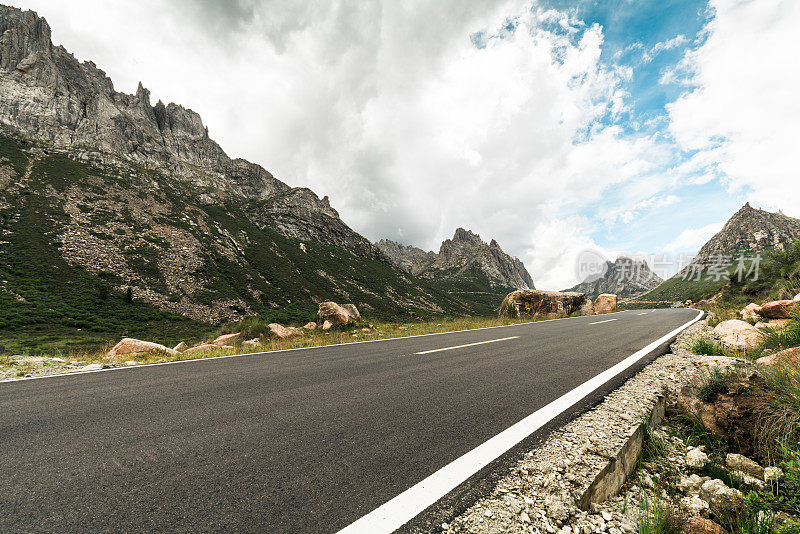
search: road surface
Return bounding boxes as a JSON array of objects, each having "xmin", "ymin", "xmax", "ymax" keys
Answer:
[{"xmin": 0, "ymin": 308, "xmax": 701, "ymax": 532}]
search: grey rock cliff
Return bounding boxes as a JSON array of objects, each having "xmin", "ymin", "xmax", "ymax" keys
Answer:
[
  {"xmin": 0, "ymin": 5, "xmax": 380, "ymax": 260},
  {"xmin": 566, "ymin": 257, "xmax": 663, "ymax": 299},
  {"xmin": 376, "ymin": 228, "xmax": 535, "ymax": 290}
]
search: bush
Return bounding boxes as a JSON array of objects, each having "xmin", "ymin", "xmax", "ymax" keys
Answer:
[{"xmin": 690, "ymin": 335, "xmax": 732, "ymax": 357}]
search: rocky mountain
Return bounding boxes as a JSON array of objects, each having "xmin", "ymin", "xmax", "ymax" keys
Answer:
[
  {"xmin": 377, "ymin": 229, "xmax": 534, "ymax": 310},
  {"xmin": 640, "ymin": 203, "xmax": 800, "ymax": 302},
  {"xmin": 0, "ymin": 6, "xmax": 477, "ymax": 351},
  {"xmin": 691, "ymin": 203, "xmax": 800, "ymax": 264},
  {"xmin": 565, "ymin": 257, "xmax": 663, "ymax": 299}
]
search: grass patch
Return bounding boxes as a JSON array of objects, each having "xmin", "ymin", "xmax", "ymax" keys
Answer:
[
  {"xmin": 637, "ymin": 493, "xmax": 684, "ymax": 534},
  {"xmin": 713, "ymin": 493, "xmax": 776, "ymax": 534},
  {"xmin": 694, "ymin": 366, "xmax": 737, "ymax": 403},
  {"xmin": 690, "ymin": 335, "xmax": 732, "ymax": 357}
]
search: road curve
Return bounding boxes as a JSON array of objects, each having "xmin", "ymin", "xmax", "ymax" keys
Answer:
[{"xmin": 0, "ymin": 308, "xmax": 700, "ymax": 533}]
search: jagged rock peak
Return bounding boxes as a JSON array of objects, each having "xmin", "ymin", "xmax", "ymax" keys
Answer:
[
  {"xmin": 566, "ymin": 256, "xmax": 663, "ymax": 299},
  {"xmin": 376, "ymin": 229, "xmax": 535, "ymax": 290},
  {"xmin": 693, "ymin": 203, "xmax": 800, "ymax": 264},
  {"xmin": 0, "ymin": 4, "xmax": 384, "ymax": 261}
]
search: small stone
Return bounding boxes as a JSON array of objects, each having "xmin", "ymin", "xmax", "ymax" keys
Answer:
[
  {"xmin": 520, "ymin": 511, "xmax": 530, "ymax": 523},
  {"xmin": 601, "ymin": 511, "xmax": 612, "ymax": 521},
  {"xmin": 81, "ymin": 363, "xmax": 103, "ymax": 371},
  {"xmin": 764, "ymin": 466, "xmax": 784, "ymax": 482},
  {"xmin": 726, "ymin": 453, "xmax": 764, "ymax": 479},
  {"xmin": 441, "ymin": 522, "xmax": 449, "ymax": 531},
  {"xmin": 686, "ymin": 447, "xmax": 709, "ymax": 468}
]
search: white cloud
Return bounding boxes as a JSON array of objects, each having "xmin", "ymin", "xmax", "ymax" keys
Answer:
[
  {"xmin": 642, "ymin": 34, "xmax": 687, "ymax": 63},
  {"xmin": 12, "ymin": 0, "xmax": 739, "ymax": 290},
  {"xmin": 662, "ymin": 221, "xmax": 723, "ymax": 254},
  {"xmin": 667, "ymin": 0, "xmax": 800, "ymax": 216}
]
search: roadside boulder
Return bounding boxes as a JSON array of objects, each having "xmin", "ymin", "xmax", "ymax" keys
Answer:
[
  {"xmin": 755, "ymin": 319, "xmax": 791, "ymax": 331},
  {"xmin": 268, "ymin": 323, "xmax": 304, "ymax": 340},
  {"xmin": 498, "ymin": 289, "xmax": 589, "ymax": 318},
  {"xmin": 184, "ymin": 343, "xmax": 220, "ymax": 354},
  {"xmin": 322, "ymin": 320, "xmax": 333, "ymax": 330},
  {"xmin": 593, "ymin": 294, "xmax": 617, "ymax": 315},
  {"xmin": 242, "ymin": 338, "xmax": 260, "ymax": 347},
  {"xmin": 109, "ymin": 338, "xmax": 178, "ymax": 358},
  {"xmin": 757, "ymin": 300, "xmax": 797, "ymax": 319},
  {"xmin": 756, "ymin": 345, "xmax": 800, "ymax": 367},
  {"xmin": 173, "ymin": 341, "xmax": 188, "ymax": 353},
  {"xmin": 303, "ymin": 322, "xmax": 317, "ymax": 330},
  {"xmin": 794, "ymin": 293, "xmax": 800, "ymax": 302},
  {"xmin": 712, "ymin": 320, "xmax": 761, "ymax": 351},
  {"xmin": 739, "ymin": 303, "xmax": 762, "ymax": 321},
  {"xmin": 317, "ymin": 301, "xmax": 360, "ymax": 325},
  {"xmin": 212, "ymin": 333, "xmax": 240, "ymax": 346}
]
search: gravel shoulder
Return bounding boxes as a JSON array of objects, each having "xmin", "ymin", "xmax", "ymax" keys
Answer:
[{"xmin": 444, "ymin": 320, "xmax": 712, "ymax": 534}]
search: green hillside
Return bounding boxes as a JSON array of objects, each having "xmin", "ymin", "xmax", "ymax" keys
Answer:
[{"xmin": 0, "ymin": 135, "xmax": 477, "ymax": 354}]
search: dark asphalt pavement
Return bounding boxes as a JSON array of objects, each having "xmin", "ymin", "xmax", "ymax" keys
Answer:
[{"xmin": 0, "ymin": 309, "xmax": 699, "ymax": 533}]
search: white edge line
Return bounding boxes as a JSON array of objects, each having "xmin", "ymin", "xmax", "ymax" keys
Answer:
[
  {"xmin": 337, "ymin": 309, "xmax": 703, "ymax": 534},
  {"xmin": 414, "ymin": 336, "xmax": 519, "ymax": 355},
  {"xmin": 1, "ymin": 309, "xmax": 641, "ymax": 384}
]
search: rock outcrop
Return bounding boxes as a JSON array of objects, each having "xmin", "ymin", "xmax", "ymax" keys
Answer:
[
  {"xmin": 377, "ymin": 228, "xmax": 534, "ymax": 290},
  {"xmin": 499, "ymin": 289, "xmax": 589, "ymax": 318},
  {"xmin": 592, "ymin": 294, "xmax": 617, "ymax": 314},
  {"xmin": 566, "ymin": 257, "xmax": 662, "ymax": 299}
]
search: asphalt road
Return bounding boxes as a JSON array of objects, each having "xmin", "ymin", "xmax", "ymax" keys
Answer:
[{"xmin": 1, "ymin": 308, "xmax": 700, "ymax": 533}]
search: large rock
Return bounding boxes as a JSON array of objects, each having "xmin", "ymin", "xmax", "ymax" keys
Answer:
[
  {"xmin": 212, "ymin": 333, "xmax": 240, "ymax": 346},
  {"xmin": 317, "ymin": 301, "xmax": 360, "ymax": 325},
  {"xmin": 755, "ymin": 319, "xmax": 791, "ymax": 330},
  {"xmin": 684, "ymin": 517, "xmax": 726, "ymax": 534},
  {"xmin": 498, "ymin": 290, "xmax": 589, "ymax": 318},
  {"xmin": 593, "ymin": 293, "xmax": 617, "ymax": 315},
  {"xmin": 712, "ymin": 319, "xmax": 762, "ymax": 351},
  {"xmin": 740, "ymin": 303, "xmax": 762, "ymax": 321},
  {"xmin": 184, "ymin": 343, "xmax": 221, "ymax": 354},
  {"xmin": 268, "ymin": 323, "xmax": 304, "ymax": 340},
  {"xmin": 109, "ymin": 338, "xmax": 178, "ymax": 357},
  {"xmin": 757, "ymin": 300, "xmax": 797, "ymax": 319},
  {"xmin": 756, "ymin": 345, "xmax": 800, "ymax": 366}
]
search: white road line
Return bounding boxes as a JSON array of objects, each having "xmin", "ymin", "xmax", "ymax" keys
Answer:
[
  {"xmin": 337, "ymin": 309, "xmax": 704, "ymax": 534},
  {"xmin": 588, "ymin": 319, "xmax": 618, "ymax": 325},
  {"xmin": 414, "ymin": 336, "xmax": 519, "ymax": 355},
  {"xmin": 638, "ymin": 312, "xmax": 648, "ymax": 316}
]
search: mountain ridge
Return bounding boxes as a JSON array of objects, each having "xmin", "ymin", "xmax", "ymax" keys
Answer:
[
  {"xmin": 640, "ymin": 203, "xmax": 800, "ymax": 302},
  {"xmin": 377, "ymin": 228, "xmax": 535, "ymax": 291},
  {"xmin": 565, "ymin": 257, "xmax": 663, "ymax": 299}
]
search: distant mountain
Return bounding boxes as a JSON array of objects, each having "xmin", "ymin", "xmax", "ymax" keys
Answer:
[
  {"xmin": 565, "ymin": 257, "xmax": 663, "ymax": 299},
  {"xmin": 0, "ymin": 6, "xmax": 476, "ymax": 351},
  {"xmin": 640, "ymin": 203, "xmax": 800, "ymax": 302},
  {"xmin": 377, "ymin": 229, "xmax": 534, "ymax": 312}
]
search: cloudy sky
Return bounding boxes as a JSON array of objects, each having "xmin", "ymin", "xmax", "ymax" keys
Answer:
[{"xmin": 13, "ymin": 0, "xmax": 800, "ymax": 289}]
